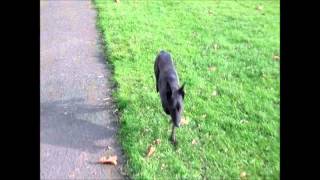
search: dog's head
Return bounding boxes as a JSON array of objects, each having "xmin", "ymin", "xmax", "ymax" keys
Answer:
[{"xmin": 167, "ymin": 83, "xmax": 185, "ymax": 127}]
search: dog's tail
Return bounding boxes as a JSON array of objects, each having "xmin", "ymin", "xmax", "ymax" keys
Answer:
[{"xmin": 159, "ymin": 50, "xmax": 170, "ymax": 55}]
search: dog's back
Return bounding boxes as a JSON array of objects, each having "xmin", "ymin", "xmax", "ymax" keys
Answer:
[
  {"xmin": 156, "ymin": 51, "xmax": 175, "ymax": 75},
  {"xmin": 154, "ymin": 51, "xmax": 181, "ymax": 115},
  {"xmin": 154, "ymin": 51, "xmax": 179, "ymax": 92}
]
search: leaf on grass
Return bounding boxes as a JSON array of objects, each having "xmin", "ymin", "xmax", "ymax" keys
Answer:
[
  {"xmin": 180, "ymin": 116, "xmax": 189, "ymax": 126},
  {"xmin": 153, "ymin": 139, "xmax": 161, "ymax": 145},
  {"xmin": 213, "ymin": 44, "xmax": 219, "ymax": 50},
  {"xmin": 212, "ymin": 90, "xmax": 218, "ymax": 96},
  {"xmin": 146, "ymin": 145, "xmax": 156, "ymax": 157},
  {"xmin": 208, "ymin": 66, "xmax": 217, "ymax": 72},
  {"xmin": 161, "ymin": 163, "xmax": 165, "ymax": 170},
  {"xmin": 256, "ymin": 5, "xmax": 263, "ymax": 11},
  {"xmin": 273, "ymin": 55, "xmax": 280, "ymax": 61},
  {"xmin": 240, "ymin": 171, "xmax": 247, "ymax": 179},
  {"xmin": 98, "ymin": 155, "xmax": 117, "ymax": 165},
  {"xmin": 240, "ymin": 119, "xmax": 249, "ymax": 124},
  {"xmin": 192, "ymin": 32, "xmax": 199, "ymax": 38},
  {"xmin": 192, "ymin": 139, "xmax": 197, "ymax": 145}
]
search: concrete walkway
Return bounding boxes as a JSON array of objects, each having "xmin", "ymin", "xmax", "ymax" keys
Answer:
[{"xmin": 40, "ymin": 1, "xmax": 124, "ymax": 179}]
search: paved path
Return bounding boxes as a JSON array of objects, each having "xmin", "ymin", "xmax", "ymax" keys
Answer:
[{"xmin": 40, "ymin": 1, "xmax": 125, "ymax": 179}]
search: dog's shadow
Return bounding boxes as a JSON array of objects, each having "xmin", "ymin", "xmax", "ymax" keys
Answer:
[{"xmin": 41, "ymin": 98, "xmax": 117, "ymax": 153}]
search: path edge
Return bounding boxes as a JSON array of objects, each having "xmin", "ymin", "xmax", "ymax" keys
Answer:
[{"xmin": 91, "ymin": 1, "xmax": 130, "ymax": 179}]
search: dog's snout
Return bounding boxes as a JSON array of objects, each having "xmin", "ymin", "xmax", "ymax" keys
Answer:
[{"xmin": 174, "ymin": 119, "xmax": 181, "ymax": 127}]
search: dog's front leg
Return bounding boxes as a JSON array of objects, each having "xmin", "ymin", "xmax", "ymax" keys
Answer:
[{"xmin": 170, "ymin": 124, "xmax": 177, "ymax": 144}]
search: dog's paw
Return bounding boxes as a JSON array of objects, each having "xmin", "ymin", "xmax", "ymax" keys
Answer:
[
  {"xmin": 169, "ymin": 136, "xmax": 177, "ymax": 145},
  {"xmin": 171, "ymin": 139, "xmax": 179, "ymax": 148}
]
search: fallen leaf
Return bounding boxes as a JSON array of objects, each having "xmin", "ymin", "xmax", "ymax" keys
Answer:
[
  {"xmin": 192, "ymin": 31, "xmax": 198, "ymax": 37},
  {"xmin": 113, "ymin": 109, "xmax": 118, "ymax": 114},
  {"xmin": 143, "ymin": 128, "xmax": 151, "ymax": 133},
  {"xmin": 146, "ymin": 145, "xmax": 156, "ymax": 157},
  {"xmin": 105, "ymin": 145, "xmax": 111, "ymax": 151},
  {"xmin": 208, "ymin": 66, "xmax": 217, "ymax": 72},
  {"xmin": 273, "ymin": 55, "xmax": 280, "ymax": 61},
  {"xmin": 69, "ymin": 172, "xmax": 75, "ymax": 178},
  {"xmin": 98, "ymin": 155, "xmax": 117, "ymax": 165},
  {"xmin": 213, "ymin": 44, "xmax": 219, "ymax": 50},
  {"xmin": 180, "ymin": 117, "xmax": 189, "ymax": 126},
  {"xmin": 192, "ymin": 139, "xmax": 197, "ymax": 145},
  {"xmin": 212, "ymin": 90, "xmax": 218, "ymax": 96},
  {"xmin": 240, "ymin": 119, "xmax": 249, "ymax": 124},
  {"xmin": 103, "ymin": 98, "xmax": 110, "ymax": 101},
  {"xmin": 256, "ymin": 5, "xmax": 263, "ymax": 11},
  {"xmin": 240, "ymin": 171, "xmax": 247, "ymax": 179},
  {"xmin": 153, "ymin": 139, "xmax": 161, "ymax": 145}
]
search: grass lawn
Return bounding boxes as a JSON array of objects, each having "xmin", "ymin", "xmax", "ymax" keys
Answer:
[{"xmin": 94, "ymin": 0, "xmax": 280, "ymax": 179}]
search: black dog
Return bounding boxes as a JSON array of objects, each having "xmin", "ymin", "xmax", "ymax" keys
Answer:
[{"xmin": 154, "ymin": 50, "xmax": 185, "ymax": 145}]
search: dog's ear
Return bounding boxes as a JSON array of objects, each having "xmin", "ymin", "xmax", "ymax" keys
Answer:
[
  {"xmin": 166, "ymin": 82, "xmax": 173, "ymax": 101},
  {"xmin": 178, "ymin": 83, "xmax": 185, "ymax": 99}
]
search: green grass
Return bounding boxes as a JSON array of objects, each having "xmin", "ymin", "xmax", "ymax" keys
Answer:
[{"xmin": 94, "ymin": 0, "xmax": 280, "ymax": 179}]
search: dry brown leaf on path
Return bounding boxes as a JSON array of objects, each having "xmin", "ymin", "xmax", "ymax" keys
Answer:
[
  {"xmin": 146, "ymin": 145, "xmax": 156, "ymax": 157},
  {"xmin": 98, "ymin": 155, "xmax": 117, "ymax": 165}
]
